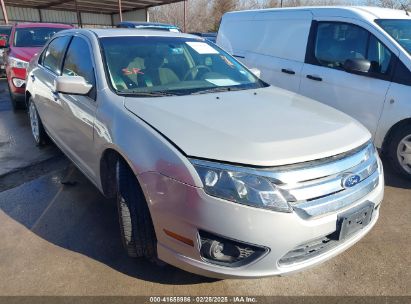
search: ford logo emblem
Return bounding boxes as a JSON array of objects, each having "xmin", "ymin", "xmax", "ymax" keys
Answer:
[{"xmin": 342, "ymin": 174, "xmax": 361, "ymax": 188}]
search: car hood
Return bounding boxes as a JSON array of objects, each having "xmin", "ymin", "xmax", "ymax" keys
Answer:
[
  {"xmin": 10, "ymin": 47, "xmax": 41, "ymax": 62},
  {"xmin": 124, "ymin": 86, "xmax": 371, "ymax": 166}
]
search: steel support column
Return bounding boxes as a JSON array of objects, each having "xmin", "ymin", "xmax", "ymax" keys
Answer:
[
  {"xmin": 0, "ymin": 0, "xmax": 8, "ymax": 24},
  {"xmin": 118, "ymin": 0, "xmax": 123, "ymax": 22},
  {"xmin": 74, "ymin": 0, "xmax": 82, "ymax": 28},
  {"xmin": 183, "ymin": 0, "xmax": 187, "ymax": 32}
]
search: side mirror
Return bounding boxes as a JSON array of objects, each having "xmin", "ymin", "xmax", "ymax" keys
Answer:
[
  {"xmin": 343, "ymin": 58, "xmax": 371, "ymax": 75},
  {"xmin": 55, "ymin": 76, "xmax": 92, "ymax": 95},
  {"xmin": 249, "ymin": 67, "xmax": 261, "ymax": 78}
]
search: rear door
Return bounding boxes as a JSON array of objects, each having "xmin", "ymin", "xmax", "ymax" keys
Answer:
[
  {"xmin": 299, "ymin": 21, "xmax": 398, "ymax": 137},
  {"xmin": 57, "ymin": 35, "xmax": 98, "ymax": 179}
]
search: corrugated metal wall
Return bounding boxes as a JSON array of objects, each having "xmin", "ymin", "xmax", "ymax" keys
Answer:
[
  {"xmin": 41, "ymin": 9, "xmax": 77, "ymax": 23},
  {"xmin": 0, "ymin": 6, "xmax": 147, "ymax": 27},
  {"xmin": 112, "ymin": 9, "xmax": 147, "ymax": 25},
  {"xmin": 1, "ymin": 6, "xmax": 41, "ymax": 22}
]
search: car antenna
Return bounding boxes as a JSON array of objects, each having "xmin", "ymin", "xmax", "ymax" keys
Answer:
[{"xmin": 401, "ymin": 3, "xmax": 410, "ymax": 16}]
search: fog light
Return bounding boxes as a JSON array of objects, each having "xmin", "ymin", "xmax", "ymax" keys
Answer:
[
  {"xmin": 199, "ymin": 230, "xmax": 268, "ymax": 267},
  {"xmin": 12, "ymin": 78, "xmax": 25, "ymax": 88}
]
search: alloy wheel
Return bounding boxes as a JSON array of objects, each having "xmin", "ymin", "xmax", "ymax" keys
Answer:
[
  {"xmin": 29, "ymin": 102, "xmax": 40, "ymax": 143},
  {"xmin": 397, "ymin": 134, "xmax": 411, "ymax": 174}
]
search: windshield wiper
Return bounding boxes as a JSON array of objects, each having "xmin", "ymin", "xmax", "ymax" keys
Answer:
[
  {"xmin": 118, "ymin": 90, "xmax": 178, "ymax": 97},
  {"xmin": 191, "ymin": 86, "xmax": 248, "ymax": 95}
]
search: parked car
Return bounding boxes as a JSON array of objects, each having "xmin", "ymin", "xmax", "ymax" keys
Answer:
[
  {"xmin": 117, "ymin": 21, "xmax": 181, "ymax": 32},
  {"xmin": 217, "ymin": 6, "xmax": 411, "ymax": 179},
  {"xmin": 26, "ymin": 29, "xmax": 384, "ymax": 278},
  {"xmin": 189, "ymin": 32, "xmax": 217, "ymax": 43},
  {"xmin": 0, "ymin": 25, "xmax": 12, "ymax": 77},
  {"xmin": 5, "ymin": 22, "xmax": 73, "ymax": 109}
]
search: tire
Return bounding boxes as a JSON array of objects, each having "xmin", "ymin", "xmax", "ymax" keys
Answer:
[
  {"xmin": 28, "ymin": 98, "xmax": 48, "ymax": 146},
  {"xmin": 386, "ymin": 124, "xmax": 411, "ymax": 180},
  {"xmin": 116, "ymin": 159, "xmax": 157, "ymax": 259}
]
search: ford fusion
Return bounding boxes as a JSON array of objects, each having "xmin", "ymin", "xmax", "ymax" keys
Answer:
[{"xmin": 25, "ymin": 29, "xmax": 384, "ymax": 278}]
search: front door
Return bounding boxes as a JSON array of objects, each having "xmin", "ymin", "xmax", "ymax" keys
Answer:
[
  {"xmin": 57, "ymin": 35, "xmax": 98, "ymax": 180},
  {"xmin": 299, "ymin": 21, "xmax": 397, "ymax": 137}
]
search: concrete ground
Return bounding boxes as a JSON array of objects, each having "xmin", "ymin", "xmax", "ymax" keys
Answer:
[{"xmin": 0, "ymin": 80, "xmax": 410, "ymax": 296}]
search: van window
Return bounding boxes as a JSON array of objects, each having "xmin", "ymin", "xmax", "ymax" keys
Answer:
[
  {"xmin": 314, "ymin": 22, "xmax": 393, "ymax": 77},
  {"xmin": 42, "ymin": 36, "xmax": 71, "ymax": 75},
  {"xmin": 392, "ymin": 60, "xmax": 411, "ymax": 86},
  {"xmin": 314, "ymin": 23, "xmax": 368, "ymax": 69},
  {"xmin": 367, "ymin": 35, "xmax": 392, "ymax": 75}
]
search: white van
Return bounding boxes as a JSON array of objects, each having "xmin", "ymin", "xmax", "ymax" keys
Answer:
[{"xmin": 217, "ymin": 6, "xmax": 411, "ymax": 179}]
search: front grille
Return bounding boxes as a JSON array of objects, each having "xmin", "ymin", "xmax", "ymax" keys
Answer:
[{"xmin": 274, "ymin": 142, "xmax": 380, "ymax": 218}]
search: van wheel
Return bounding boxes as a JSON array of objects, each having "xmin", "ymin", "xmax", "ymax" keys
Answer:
[
  {"xmin": 116, "ymin": 159, "xmax": 157, "ymax": 259},
  {"xmin": 28, "ymin": 98, "xmax": 47, "ymax": 146},
  {"xmin": 387, "ymin": 125, "xmax": 411, "ymax": 180}
]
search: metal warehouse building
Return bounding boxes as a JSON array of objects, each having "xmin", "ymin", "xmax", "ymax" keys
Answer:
[{"xmin": 0, "ymin": 0, "xmax": 182, "ymax": 27}]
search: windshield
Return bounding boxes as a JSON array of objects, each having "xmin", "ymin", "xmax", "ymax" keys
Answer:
[
  {"xmin": 376, "ymin": 19, "xmax": 411, "ymax": 55},
  {"xmin": 14, "ymin": 27, "xmax": 66, "ymax": 47},
  {"xmin": 100, "ymin": 36, "xmax": 267, "ymax": 96},
  {"xmin": 0, "ymin": 27, "xmax": 11, "ymax": 37}
]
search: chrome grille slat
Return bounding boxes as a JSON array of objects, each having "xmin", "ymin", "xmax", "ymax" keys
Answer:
[
  {"xmin": 292, "ymin": 170, "xmax": 379, "ymax": 219},
  {"xmin": 280, "ymin": 156, "xmax": 378, "ymax": 202}
]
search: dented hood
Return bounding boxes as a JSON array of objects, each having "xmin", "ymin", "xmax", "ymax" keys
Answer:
[{"xmin": 124, "ymin": 86, "xmax": 371, "ymax": 166}]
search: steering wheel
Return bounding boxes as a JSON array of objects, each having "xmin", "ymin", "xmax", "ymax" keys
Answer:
[{"xmin": 183, "ymin": 65, "xmax": 212, "ymax": 81}]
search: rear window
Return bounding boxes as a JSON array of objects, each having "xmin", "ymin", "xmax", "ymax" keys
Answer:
[{"xmin": 14, "ymin": 27, "xmax": 68, "ymax": 47}]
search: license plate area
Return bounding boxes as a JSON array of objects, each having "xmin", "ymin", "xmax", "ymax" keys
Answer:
[{"xmin": 336, "ymin": 202, "xmax": 374, "ymax": 240}]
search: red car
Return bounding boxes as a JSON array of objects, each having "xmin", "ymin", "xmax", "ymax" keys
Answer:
[{"xmin": 5, "ymin": 23, "xmax": 73, "ymax": 109}]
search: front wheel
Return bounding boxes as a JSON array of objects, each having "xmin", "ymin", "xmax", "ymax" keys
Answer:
[
  {"xmin": 116, "ymin": 159, "xmax": 158, "ymax": 259},
  {"xmin": 387, "ymin": 125, "xmax": 411, "ymax": 180},
  {"xmin": 28, "ymin": 98, "xmax": 47, "ymax": 146}
]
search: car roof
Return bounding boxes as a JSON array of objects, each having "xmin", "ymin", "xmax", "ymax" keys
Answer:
[
  {"xmin": 14, "ymin": 22, "xmax": 73, "ymax": 29},
  {"xmin": 226, "ymin": 6, "xmax": 411, "ymax": 22},
  {"xmin": 118, "ymin": 21, "xmax": 180, "ymax": 28},
  {"xmin": 82, "ymin": 28, "xmax": 201, "ymax": 39}
]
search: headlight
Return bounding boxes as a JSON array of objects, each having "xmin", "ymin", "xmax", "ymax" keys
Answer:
[
  {"xmin": 12, "ymin": 78, "xmax": 25, "ymax": 88},
  {"xmin": 8, "ymin": 56, "xmax": 29, "ymax": 69},
  {"xmin": 192, "ymin": 160, "xmax": 292, "ymax": 213}
]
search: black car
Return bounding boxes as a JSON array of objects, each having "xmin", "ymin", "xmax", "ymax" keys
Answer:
[{"xmin": 189, "ymin": 32, "xmax": 217, "ymax": 43}]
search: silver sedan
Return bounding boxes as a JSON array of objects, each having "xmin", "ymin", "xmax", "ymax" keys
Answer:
[{"xmin": 25, "ymin": 29, "xmax": 384, "ymax": 278}]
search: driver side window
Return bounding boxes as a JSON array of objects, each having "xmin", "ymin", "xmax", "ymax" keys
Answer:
[
  {"xmin": 315, "ymin": 22, "xmax": 368, "ymax": 69},
  {"xmin": 62, "ymin": 36, "xmax": 95, "ymax": 86},
  {"xmin": 314, "ymin": 22, "xmax": 393, "ymax": 77}
]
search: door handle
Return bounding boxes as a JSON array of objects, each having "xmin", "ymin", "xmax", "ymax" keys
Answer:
[
  {"xmin": 306, "ymin": 75, "xmax": 322, "ymax": 81},
  {"xmin": 281, "ymin": 68, "xmax": 295, "ymax": 75},
  {"xmin": 30, "ymin": 74, "xmax": 35, "ymax": 81}
]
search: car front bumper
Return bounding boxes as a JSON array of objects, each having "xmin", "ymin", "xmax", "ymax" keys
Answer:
[
  {"xmin": 6, "ymin": 66, "xmax": 26, "ymax": 95},
  {"xmin": 139, "ymin": 163, "xmax": 384, "ymax": 279}
]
